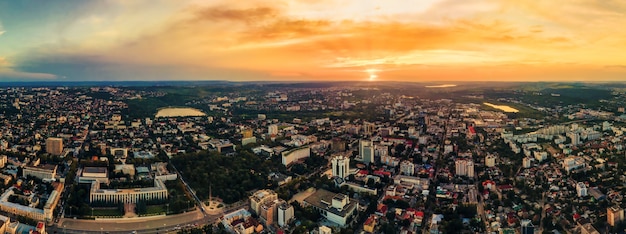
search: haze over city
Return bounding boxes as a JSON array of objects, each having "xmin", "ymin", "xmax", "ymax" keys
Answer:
[{"xmin": 1, "ymin": 0, "xmax": 626, "ymax": 82}]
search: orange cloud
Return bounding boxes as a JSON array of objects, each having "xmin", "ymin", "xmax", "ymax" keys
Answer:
[{"xmin": 8, "ymin": 0, "xmax": 626, "ymax": 81}]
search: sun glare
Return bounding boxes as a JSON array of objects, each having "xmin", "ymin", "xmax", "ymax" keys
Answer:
[{"xmin": 366, "ymin": 68, "xmax": 379, "ymax": 81}]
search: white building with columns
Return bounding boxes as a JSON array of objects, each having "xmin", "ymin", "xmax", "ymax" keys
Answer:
[{"xmin": 89, "ymin": 179, "xmax": 168, "ymax": 203}]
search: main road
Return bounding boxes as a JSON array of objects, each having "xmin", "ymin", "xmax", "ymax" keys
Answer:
[{"xmin": 50, "ymin": 202, "xmax": 249, "ymax": 234}]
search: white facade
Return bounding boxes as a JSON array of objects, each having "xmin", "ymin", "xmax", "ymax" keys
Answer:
[
  {"xmin": 331, "ymin": 154, "xmax": 350, "ymax": 179},
  {"xmin": 89, "ymin": 179, "xmax": 168, "ymax": 203},
  {"xmin": 281, "ymin": 147, "xmax": 310, "ymax": 166},
  {"xmin": 23, "ymin": 164, "xmax": 57, "ymax": 180},
  {"xmin": 563, "ymin": 156, "xmax": 586, "ymax": 173},
  {"xmin": 277, "ymin": 202, "xmax": 294, "ymax": 227}
]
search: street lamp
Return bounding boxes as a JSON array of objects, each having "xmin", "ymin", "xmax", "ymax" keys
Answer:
[{"xmin": 166, "ymin": 204, "xmax": 169, "ymax": 214}]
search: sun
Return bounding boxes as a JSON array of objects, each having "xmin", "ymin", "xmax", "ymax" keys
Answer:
[
  {"xmin": 369, "ymin": 74, "xmax": 378, "ymax": 81},
  {"xmin": 366, "ymin": 68, "xmax": 379, "ymax": 81}
]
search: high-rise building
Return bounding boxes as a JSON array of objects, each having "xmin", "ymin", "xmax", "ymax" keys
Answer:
[
  {"xmin": 259, "ymin": 200, "xmax": 278, "ymax": 225},
  {"xmin": 521, "ymin": 219, "xmax": 534, "ymax": 234},
  {"xmin": 608, "ymin": 206, "xmax": 624, "ymax": 227},
  {"xmin": 359, "ymin": 140, "xmax": 374, "ymax": 164},
  {"xmin": 455, "ymin": 160, "xmax": 466, "ymax": 176},
  {"xmin": 277, "ymin": 202, "xmax": 294, "ymax": 227},
  {"xmin": 455, "ymin": 159, "xmax": 474, "ymax": 177},
  {"xmin": 45, "ymin": 137, "xmax": 63, "ymax": 156},
  {"xmin": 568, "ymin": 132, "xmax": 580, "ymax": 145},
  {"xmin": 331, "ymin": 154, "xmax": 350, "ymax": 179},
  {"xmin": 268, "ymin": 124, "xmax": 279, "ymax": 136},
  {"xmin": 467, "ymin": 161, "xmax": 475, "ymax": 178}
]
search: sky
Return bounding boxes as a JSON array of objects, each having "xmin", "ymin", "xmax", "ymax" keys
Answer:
[{"xmin": 0, "ymin": 0, "xmax": 625, "ymax": 82}]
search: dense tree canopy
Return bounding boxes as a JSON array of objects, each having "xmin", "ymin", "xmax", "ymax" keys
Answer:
[{"xmin": 171, "ymin": 149, "xmax": 285, "ymax": 203}]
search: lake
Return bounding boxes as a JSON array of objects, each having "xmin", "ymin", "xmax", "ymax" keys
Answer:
[
  {"xmin": 155, "ymin": 107, "xmax": 206, "ymax": 118},
  {"xmin": 483, "ymin": 102, "xmax": 519, "ymax": 113}
]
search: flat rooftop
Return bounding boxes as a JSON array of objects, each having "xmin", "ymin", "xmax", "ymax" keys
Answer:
[{"xmin": 303, "ymin": 189, "xmax": 356, "ymax": 218}]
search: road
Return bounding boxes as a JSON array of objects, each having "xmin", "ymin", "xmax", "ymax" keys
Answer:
[{"xmin": 51, "ymin": 202, "xmax": 249, "ymax": 234}]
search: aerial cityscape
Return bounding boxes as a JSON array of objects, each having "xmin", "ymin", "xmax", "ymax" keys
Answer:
[{"xmin": 1, "ymin": 1, "xmax": 626, "ymax": 234}]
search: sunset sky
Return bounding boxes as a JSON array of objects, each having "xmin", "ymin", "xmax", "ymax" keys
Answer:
[{"xmin": 1, "ymin": 0, "xmax": 625, "ymax": 82}]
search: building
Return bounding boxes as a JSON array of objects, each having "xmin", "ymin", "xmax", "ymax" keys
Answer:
[
  {"xmin": 521, "ymin": 219, "xmax": 534, "ymax": 234},
  {"xmin": 563, "ymin": 156, "xmax": 586, "ymax": 173},
  {"xmin": 0, "ymin": 182, "xmax": 64, "ymax": 222},
  {"xmin": 302, "ymin": 189, "xmax": 357, "ymax": 227},
  {"xmin": 250, "ymin": 190, "xmax": 278, "ymax": 215},
  {"xmin": 331, "ymin": 154, "xmax": 350, "ymax": 179},
  {"xmin": 485, "ymin": 154, "xmax": 496, "ymax": 168},
  {"xmin": 331, "ymin": 138, "xmax": 346, "ymax": 152},
  {"xmin": 242, "ymin": 129, "xmax": 253, "ymax": 138},
  {"xmin": 363, "ymin": 215, "xmax": 377, "ymax": 233},
  {"xmin": 281, "ymin": 147, "xmax": 310, "ymax": 166},
  {"xmin": 534, "ymin": 151, "xmax": 548, "ymax": 162},
  {"xmin": 89, "ymin": 179, "xmax": 168, "ymax": 204},
  {"xmin": 277, "ymin": 202, "xmax": 294, "ymax": 227},
  {"xmin": 268, "ymin": 124, "xmax": 279, "ymax": 136},
  {"xmin": 222, "ymin": 208, "xmax": 261, "ymax": 234},
  {"xmin": 523, "ymin": 157, "xmax": 532, "ymax": 168},
  {"xmin": 111, "ymin": 148, "xmax": 128, "ymax": 159},
  {"xmin": 259, "ymin": 199, "xmax": 278, "ymax": 225},
  {"xmin": 242, "ymin": 137, "xmax": 257, "ymax": 146},
  {"xmin": 608, "ymin": 206, "xmax": 624, "ymax": 227},
  {"xmin": 0, "ymin": 214, "xmax": 8, "ymax": 234},
  {"xmin": 568, "ymin": 132, "xmax": 580, "ymax": 145},
  {"xmin": 23, "ymin": 164, "xmax": 57, "ymax": 180},
  {"xmin": 45, "ymin": 137, "xmax": 63, "ymax": 156},
  {"xmin": 359, "ymin": 140, "xmax": 374, "ymax": 164},
  {"xmin": 455, "ymin": 159, "xmax": 474, "ymax": 177},
  {"xmin": 319, "ymin": 226, "xmax": 332, "ymax": 234},
  {"xmin": 576, "ymin": 182, "xmax": 588, "ymax": 197},
  {"xmin": 77, "ymin": 167, "xmax": 109, "ymax": 184},
  {"xmin": 399, "ymin": 160, "xmax": 415, "ymax": 176},
  {"xmin": 0, "ymin": 155, "xmax": 6, "ymax": 169}
]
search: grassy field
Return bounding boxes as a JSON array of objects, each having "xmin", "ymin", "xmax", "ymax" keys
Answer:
[
  {"xmin": 92, "ymin": 208, "xmax": 123, "ymax": 217},
  {"xmin": 147, "ymin": 205, "xmax": 167, "ymax": 214}
]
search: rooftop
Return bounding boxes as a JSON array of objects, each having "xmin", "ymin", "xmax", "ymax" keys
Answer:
[{"xmin": 303, "ymin": 189, "xmax": 356, "ymax": 218}]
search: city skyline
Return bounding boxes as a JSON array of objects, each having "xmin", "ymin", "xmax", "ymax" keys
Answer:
[{"xmin": 1, "ymin": 0, "xmax": 626, "ymax": 82}]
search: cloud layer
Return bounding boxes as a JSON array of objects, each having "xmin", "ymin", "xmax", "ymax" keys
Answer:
[{"xmin": 0, "ymin": 0, "xmax": 625, "ymax": 81}]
